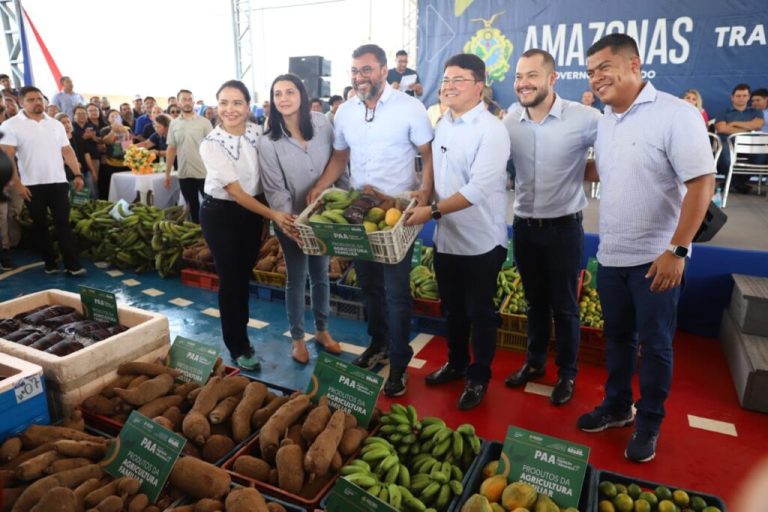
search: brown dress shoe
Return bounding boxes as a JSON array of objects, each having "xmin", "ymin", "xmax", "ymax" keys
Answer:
[
  {"xmin": 291, "ymin": 340, "xmax": 309, "ymax": 364},
  {"xmin": 315, "ymin": 330, "xmax": 342, "ymax": 354}
]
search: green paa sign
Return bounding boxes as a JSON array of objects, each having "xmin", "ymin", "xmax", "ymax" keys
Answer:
[
  {"xmin": 168, "ymin": 336, "xmax": 219, "ymax": 385},
  {"xmin": 310, "ymin": 222, "xmax": 374, "ymax": 260},
  {"xmin": 585, "ymin": 257, "xmax": 598, "ymax": 290},
  {"xmin": 326, "ymin": 477, "xmax": 398, "ymax": 512},
  {"xmin": 70, "ymin": 187, "xmax": 91, "ymax": 206},
  {"xmin": 411, "ymin": 239, "xmax": 423, "ymax": 267},
  {"xmin": 79, "ymin": 285, "xmax": 118, "ymax": 324},
  {"xmin": 497, "ymin": 426, "xmax": 590, "ymax": 508},
  {"xmin": 502, "ymin": 239, "xmax": 515, "ymax": 268},
  {"xmin": 103, "ymin": 411, "xmax": 186, "ymax": 503},
  {"xmin": 306, "ymin": 353, "xmax": 384, "ymax": 428}
]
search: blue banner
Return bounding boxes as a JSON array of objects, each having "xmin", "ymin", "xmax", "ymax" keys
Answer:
[{"xmin": 417, "ymin": 0, "xmax": 768, "ymax": 118}]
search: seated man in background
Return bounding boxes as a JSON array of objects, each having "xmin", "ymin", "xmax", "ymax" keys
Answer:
[
  {"xmin": 715, "ymin": 83, "xmax": 765, "ymax": 193},
  {"xmin": 751, "ymin": 88, "xmax": 768, "ymax": 126}
]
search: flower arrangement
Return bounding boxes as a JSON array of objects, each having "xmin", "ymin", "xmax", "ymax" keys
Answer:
[{"xmin": 124, "ymin": 145, "xmax": 156, "ymax": 174}]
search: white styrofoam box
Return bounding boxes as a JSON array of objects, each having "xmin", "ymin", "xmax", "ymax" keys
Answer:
[
  {"xmin": 47, "ymin": 345, "xmax": 169, "ymax": 421},
  {"xmin": 0, "ymin": 353, "xmax": 50, "ymax": 441},
  {"xmin": 0, "ymin": 289, "xmax": 170, "ymax": 393}
]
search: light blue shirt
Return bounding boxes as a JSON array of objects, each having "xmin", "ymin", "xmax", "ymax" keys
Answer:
[
  {"xmin": 333, "ymin": 82, "xmax": 433, "ymax": 196},
  {"xmin": 432, "ymin": 101, "xmax": 510, "ymax": 256},
  {"xmin": 594, "ymin": 81, "xmax": 715, "ymax": 267},
  {"xmin": 504, "ymin": 95, "xmax": 600, "ymax": 218},
  {"xmin": 51, "ymin": 91, "xmax": 84, "ymax": 117}
]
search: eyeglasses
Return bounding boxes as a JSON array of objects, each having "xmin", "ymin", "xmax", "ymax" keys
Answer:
[
  {"xmin": 169, "ymin": 110, "xmax": 180, "ymax": 114},
  {"xmin": 440, "ymin": 77, "xmax": 480, "ymax": 87},
  {"xmin": 350, "ymin": 66, "xmax": 377, "ymax": 77}
]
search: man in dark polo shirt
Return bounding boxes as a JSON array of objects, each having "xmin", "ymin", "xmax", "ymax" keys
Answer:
[
  {"xmin": 715, "ymin": 83, "xmax": 765, "ymax": 193},
  {"xmin": 387, "ymin": 50, "xmax": 423, "ymax": 98}
]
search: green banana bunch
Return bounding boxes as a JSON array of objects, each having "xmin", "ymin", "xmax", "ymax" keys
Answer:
[{"xmin": 410, "ymin": 265, "xmax": 440, "ymax": 300}]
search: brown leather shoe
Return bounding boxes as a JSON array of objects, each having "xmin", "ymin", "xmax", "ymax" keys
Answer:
[
  {"xmin": 291, "ymin": 340, "xmax": 309, "ymax": 364},
  {"xmin": 314, "ymin": 330, "xmax": 342, "ymax": 354}
]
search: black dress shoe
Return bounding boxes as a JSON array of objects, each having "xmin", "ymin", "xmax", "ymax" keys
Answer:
[
  {"xmin": 457, "ymin": 381, "xmax": 487, "ymax": 410},
  {"xmin": 550, "ymin": 378, "xmax": 575, "ymax": 405},
  {"xmin": 425, "ymin": 363, "xmax": 466, "ymax": 386},
  {"xmin": 504, "ymin": 363, "xmax": 545, "ymax": 387}
]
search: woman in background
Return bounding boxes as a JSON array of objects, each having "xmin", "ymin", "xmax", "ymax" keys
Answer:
[
  {"xmin": 258, "ymin": 73, "xmax": 343, "ymax": 364},
  {"xmin": 683, "ymin": 89, "xmax": 709, "ymax": 124}
]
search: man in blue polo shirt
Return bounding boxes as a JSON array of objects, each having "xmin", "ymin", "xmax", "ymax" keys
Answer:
[
  {"xmin": 578, "ymin": 34, "xmax": 714, "ymax": 463},
  {"xmin": 308, "ymin": 44, "xmax": 433, "ymax": 397},
  {"xmin": 715, "ymin": 83, "xmax": 765, "ymax": 193}
]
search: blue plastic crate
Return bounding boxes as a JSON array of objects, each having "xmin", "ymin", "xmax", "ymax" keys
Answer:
[
  {"xmin": 454, "ymin": 441, "xmax": 595, "ymax": 512},
  {"xmin": 592, "ymin": 469, "xmax": 726, "ymax": 512},
  {"xmin": 0, "ymin": 355, "xmax": 50, "ymax": 443}
]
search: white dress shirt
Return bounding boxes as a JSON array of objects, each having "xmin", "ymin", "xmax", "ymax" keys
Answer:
[
  {"xmin": 504, "ymin": 94, "xmax": 600, "ymax": 218},
  {"xmin": 333, "ymin": 82, "xmax": 433, "ymax": 196},
  {"xmin": 432, "ymin": 101, "xmax": 510, "ymax": 256}
]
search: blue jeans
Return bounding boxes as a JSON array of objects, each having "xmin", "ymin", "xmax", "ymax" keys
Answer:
[
  {"xmin": 275, "ymin": 229, "xmax": 330, "ymax": 340},
  {"xmin": 597, "ymin": 262, "xmax": 685, "ymax": 435},
  {"xmin": 355, "ymin": 246, "xmax": 414, "ymax": 370},
  {"xmin": 513, "ymin": 215, "xmax": 584, "ymax": 380}
]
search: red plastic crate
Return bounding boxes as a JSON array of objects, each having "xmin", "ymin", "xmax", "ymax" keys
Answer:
[
  {"xmin": 579, "ymin": 325, "xmax": 606, "ymax": 366},
  {"xmin": 80, "ymin": 365, "xmax": 240, "ymax": 436},
  {"xmin": 222, "ymin": 425, "xmax": 379, "ymax": 509},
  {"xmin": 181, "ymin": 268, "xmax": 219, "ymax": 291},
  {"xmin": 413, "ymin": 296, "xmax": 442, "ymax": 318}
]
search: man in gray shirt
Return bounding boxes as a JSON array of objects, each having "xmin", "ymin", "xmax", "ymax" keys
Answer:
[
  {"xmin": 578, "ymin": 34, "xmax": 714, "ymax": 463},
  {"xmin": 503, "ymin": 49, "xmax": 601, "ymax": 406},
  {"xmin": 165, "ymin": 89, "xmax": 212, "ymax": 223},
  {"xmin": 51, "ymin": 76, "xmax": 84, "ymax": 118}
]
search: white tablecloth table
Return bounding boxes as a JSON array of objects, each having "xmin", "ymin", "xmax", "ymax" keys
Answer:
[{"xmin": 108, "ymin": 171, "xmax": 181, "ymax": 208}]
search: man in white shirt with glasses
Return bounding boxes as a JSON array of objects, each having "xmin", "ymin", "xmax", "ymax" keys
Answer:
[{"xmin": 308, "ymin": 44, "xmax": 433, "ymax": 398}]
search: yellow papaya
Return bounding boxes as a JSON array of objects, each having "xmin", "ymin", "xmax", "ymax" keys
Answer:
[{"xmin": 385, "ymin": 208, "xmax": 402, "ymax": 226}]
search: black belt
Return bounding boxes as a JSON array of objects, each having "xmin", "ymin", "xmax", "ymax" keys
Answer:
[
  {"xmin": 514, "ymin": 212, "xmax": 582, "ymax": 227},
  {"xmin": 202, "ymin": 194, "xmax": 235, "ymax": 206}
]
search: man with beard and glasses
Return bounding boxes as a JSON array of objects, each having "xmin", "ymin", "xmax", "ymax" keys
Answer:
[
  {"xmin": 0, "ymin": 86, "xmax": 86, "ymax": 275},
  {"xmin": 502, "ymin": 49, "xmax": 601, "ymax": 406},
  {"xmin": 165, "ymin": 89, "xmax": 212, "ymax": 223},
  {"xmin": 307, "ymin": 43, "xmax": 434, "ymax": 397}
]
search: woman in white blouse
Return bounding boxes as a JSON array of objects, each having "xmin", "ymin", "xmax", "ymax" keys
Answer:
[{"xmin": 199, "ymin": 80, "xmax": 296, "ymax": 370}]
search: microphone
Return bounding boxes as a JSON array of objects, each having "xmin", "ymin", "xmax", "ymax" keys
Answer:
[{"xmin": 440, "ymin": 146, "xmax": 447, "ymax": 153}]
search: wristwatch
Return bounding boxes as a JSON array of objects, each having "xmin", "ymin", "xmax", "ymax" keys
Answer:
[
  {"xmin": 430, "ymin": 201, "xmax": 442, "ymax": 220},
  {"xmin": 668, "ymin": 244, "xmax": 688, "ymax": 258}
]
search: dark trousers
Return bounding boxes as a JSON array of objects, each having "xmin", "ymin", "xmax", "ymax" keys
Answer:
[
  {"xmin": 597, "ymin": 262, "xmax": 685, "ymax": 435},
  {"xmin": 434, "ymin": 245, "xmax": 506, "ymax": 384},
  {"xmin": 355, "ymin": 246, "xmax": 414, "ymax": 370},
  {"xmin": 513, "ymin": 214, "xmax": 583, "ymax": 380},
  {"xmin": 180, "ymin": 178, "xmax": 206, "ymax": 223},
  {"xmin": 97, "ymin": 164, "xmax": 124, "ymax": 200},
  {"xmin": 200, "ymin": 196, "xmax": 263, "ymax": 360},
  {"xmin": 27, "ymin": 183, "xmax": 80, "ymax": 270}
]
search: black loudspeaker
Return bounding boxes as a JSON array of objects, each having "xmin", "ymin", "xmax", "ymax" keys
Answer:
[
  {"xmin": 289, "ymin": 56, "xmax": 331, "ymax": 77},
  {"xmin": 301, "ymin": 77, "xmax": 331, "ymax": 99},
  {"xmin": 693, "ymin": 201, "xmax": 728, "ymax": 243}
]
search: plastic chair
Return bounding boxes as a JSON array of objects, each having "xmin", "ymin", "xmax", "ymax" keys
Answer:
[
  {"xmin": 722, "ymin": 132, "xmax": 768, "ymax": 207},
  {"xmin": 708, "ymin": 133, "xmax": 722, "ymax": 164}
]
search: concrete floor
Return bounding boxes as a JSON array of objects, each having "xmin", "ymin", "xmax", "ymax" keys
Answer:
[{"xmin": 505, "ymin": 183, "xmax": 768, "ymax": 251}]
